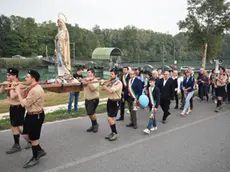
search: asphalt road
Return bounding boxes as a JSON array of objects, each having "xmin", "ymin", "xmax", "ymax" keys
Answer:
[{"xmin": 0, "ymin": 100, "xmax": 230, "ymax": 172}]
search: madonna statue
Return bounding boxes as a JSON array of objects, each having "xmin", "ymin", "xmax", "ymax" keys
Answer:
[{"xmin": 55, "ymin": 13, "xmax": 73, "ymax": 81}]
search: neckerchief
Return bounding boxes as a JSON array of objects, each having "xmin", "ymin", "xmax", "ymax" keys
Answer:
[
  {"xmin": 128, "ymin": 78, "xmax": 137, "ymax": 99},
  {"xmin": 109, "ymin": 78, "xmax": 119, "ymax": 88},
  {"xmin": 25, "ymin": 82, "xmax": 38, "ymax": 97},
  {"xmin": 122, "ymin": 75, "xmax": 127, "ymax": 88},
  {"xmin": 7, "ymin": 79, "xmax": 19, "ymax": 97}
]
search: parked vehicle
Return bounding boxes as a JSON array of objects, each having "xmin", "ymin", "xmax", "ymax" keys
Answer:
[
  {"xmin": 12, "ymin": 55, "xmax": 25, "ymax": 59},
  {"xmin": 159, "ymin": 65, "xmax": 173, "ymax": 72},
  {"xmin": 142, "ymin": 64, "xmax": 154, "ymax": 72},
  {"xmin": 180, "ymin": 66, "xmax": 195, "ymax": 71},
  {"xmin": 169, "ymin": 65, "xmax": 177, "ymax": 70}
]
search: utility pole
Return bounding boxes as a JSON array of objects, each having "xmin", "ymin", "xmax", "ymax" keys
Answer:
[
  {"xmin": 70, "ymin": 43, "xmax": 75, "ymax": 60},
  {"xmin": 202, "ymin": 43, "xmax": 208, "ymax": 69},
  {"xmin": 173, "ymin": 43, "xmax": 176, "ymax": 62},
  {"xmin": 162, "ymin": 43, "xmax": 165, "ymax": 67},
  {"xmin": 46, "ymin": 46, "xmax": 48, "ymax": 57},
  {"xmin": 73, "ymin": 43, "xmax": 75, "ymax": 60}
]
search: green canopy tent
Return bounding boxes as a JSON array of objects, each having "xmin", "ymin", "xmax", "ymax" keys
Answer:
[
  {"xmin": 92, "ymin": 47, "xmax": 122, "ymax": 60},
  {"xmin": 91, "ymin": 47, "xmax": 122, "ymax": 78},
  {"xmin": 92, "ymin": 47, "xmax": 122, "ymax": 70}
]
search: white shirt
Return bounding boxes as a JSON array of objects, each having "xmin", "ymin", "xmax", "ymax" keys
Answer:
[
  {"xmin": 163, "ymin": 79, "xmax": 167, "ymax": 86},
  {"xmin": 130, "ymin": 77, "xmax": 135, "ymax": 85},
  {"xmin": 177, "ymin": 76, "xmax": 184, "ymax": 93}
]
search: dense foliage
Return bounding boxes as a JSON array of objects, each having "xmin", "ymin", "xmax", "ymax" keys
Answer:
[
  {"xmin": 0, "ymin": 13, "xmax": 229, "ymax": 62},
  {"xmin": 178, "ymin": 0, "xmax": 230, "ymax": 65}
]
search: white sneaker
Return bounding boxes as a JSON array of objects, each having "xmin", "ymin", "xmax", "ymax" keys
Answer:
[
  {"xmin": 143, "ymin": 128, "xmax": 150, "ymax": 134},
  {"xmin": 150, "ymin": 127, "xmax": 158, "ymax": 131},
  {"xmin": 186, "ymin": 109, "xmax": 191, "ymax": 115}
]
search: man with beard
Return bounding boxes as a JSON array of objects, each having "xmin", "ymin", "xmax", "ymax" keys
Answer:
[{"xmin": 101, "ymin": 68, "xmax": 122, "ymax": 141}]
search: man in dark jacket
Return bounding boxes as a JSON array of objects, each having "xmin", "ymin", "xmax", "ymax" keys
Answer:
[
  {"xmin": 158, "ymin": 71, "xmax": 174, "ymax": 123},
  {"xmin": 197, "ymin": 67, "xmax": 204, "ymax": 100},
  {"xmin": 125, "ymin": 70, "xmax": 143, "ymax": 129},
  {"xmin": 117, "ymin": 66, "xmax": 130, "ymax": 121}
]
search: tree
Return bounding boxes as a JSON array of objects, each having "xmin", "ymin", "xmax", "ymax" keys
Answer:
[
  {"xmin": 178, "ymin": 0, "xmax": 230, "ymax": 68},
  {"xmin": 0, "ymin": 15, "xmax": 11, "ymax": 56}
]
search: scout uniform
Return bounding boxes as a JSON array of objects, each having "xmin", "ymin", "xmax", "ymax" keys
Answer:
[
  {"xmin": 106, "ymin": 78, "xmax": 122, "ymax": 118},
  {"xmin": 22, "ymin": 83, "xmax": 45, "ymax": 141},
  {"xmin": 104, "ymin": 76, "xmax": 122, "ymax": 141},
  {"xmin": 21, "ymin": 70, "xmax": 46, "ymax": 168},
  {"xmin": 84, "ymin": 77, "xmax": 100, "ymax": 132},
  {"xmin": 84, "ymin": 78, "xmax": 100, "ymax": 115},
  {"xmin": 215, "ymin": 73, "xmax": 227, "ymax": 97},
  {"xmin": 2, "ymin": 68, "xmax": 28, "ymax": 154},
  {"xmin": 215, "ymin": 72, "xmax": 227, "ymax": 112}
]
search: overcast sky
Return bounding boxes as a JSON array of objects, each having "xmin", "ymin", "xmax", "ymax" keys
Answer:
[{"xmin": 0, "ymin": 0, "xmax": 188, "ymax": 35}]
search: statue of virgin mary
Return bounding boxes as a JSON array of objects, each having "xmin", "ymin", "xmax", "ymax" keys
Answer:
[{"xmin": 55, "ymin": 13, "xmax": 73, "ymax": 81}]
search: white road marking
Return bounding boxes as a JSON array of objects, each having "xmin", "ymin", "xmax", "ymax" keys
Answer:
[{"xmin": 44, "ymin": 110, "xmax": 229, "ymax": 172}]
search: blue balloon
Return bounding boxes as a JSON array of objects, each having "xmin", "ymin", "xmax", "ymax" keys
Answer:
[{"xmin": 138, "ymin": 95, "xmax": 149, "ymax": 108}]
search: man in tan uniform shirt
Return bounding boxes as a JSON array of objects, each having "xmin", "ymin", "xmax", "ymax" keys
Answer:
[
  {"xmin": 101, "ymin": 68, "xmax": 122, "ymax": 141},
  {"xmin": 83, "ymin": 68, "xmax": 100, "ymax": 133},
  {"xmin": 0, "ymin": 68, "xmax": 30, "ymax": 154},
  {"xmin": 16, "ymin": 70, "xmax": 46, "ymax": 168},
  {"xmin": 214, "ymin": 66, "xmax": 227, "ymax": 112}
]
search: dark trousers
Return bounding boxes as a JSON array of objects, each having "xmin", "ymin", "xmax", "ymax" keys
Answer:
[
  {"xmin": 160, "ymin": 99, "xmax": 171, "ymax": 121},
  {"xmin": 181, "ymin": 90, "xmax": 185, "ymax": 103},
  {"xmin": 198, "ymin": 84, "xmax": 203, "ymax": 99},
  {"xmin": 174, "ymin": 91, "xmax": 178, "ymax": 107},
  {"xmin": 200, "ymin": 84, "xmax": 209, "ymax": 101},
  {"xmin": 210, "ymin": 84, "xmax": 216, "ymax": 100},
  {"xmin": 223, "ymin": 88, "xmax": 227, "ymax": 102},
  {"xmin": 119, "ymin": 94, "xmax": 126, "ymax": 119},
  {"xmin": 127, "ymin": 97, "xmax": 137, "ymax": 125},
  {"xmin": 190, "ymin": 95, "xmax": 193, "ymax": 110},
  {"xmin": 228, "ymin": 84, "xmax": 230, "ymax": 102}
]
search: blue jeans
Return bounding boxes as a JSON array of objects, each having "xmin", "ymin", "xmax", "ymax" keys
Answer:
[
  {"xmin": 147, "ymin": 109, "xmax": 156, "ymax": 129},
  {"xmin": 183, "ymin": 91, "xmax": 194, "ymax": 113},
  {"xmin": 67, "ymin": 92, "xmax": 80, "ymax": 114}
]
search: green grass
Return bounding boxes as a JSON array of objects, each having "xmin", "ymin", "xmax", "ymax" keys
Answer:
[
  {"xmin": 0, "ymin": 118, "xmax": 11, "ymax": 130},
  {"xmin": 0, "ymin": 58, "xmax": 44, "ymax": 68},
  {"xmin": 0, "ymin": 89, "xmax": 199, "ymax": 130},
  {"xmin": 0, "ymin": 89, "xmax": 108, "ymax": 114},
  {"xmin": 0, "ymin": 104, "xmax": 107, "ymax": 131}
]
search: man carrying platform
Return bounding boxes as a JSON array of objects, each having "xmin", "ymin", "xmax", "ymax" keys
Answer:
[
  {"xmin": 101, "ymin": 68, "xmax": 122, "ymax": 141},
  {"xmin": 15, "ymin": 70, "xmax": 46, "ymax": 168},
  {"xmin": 0, "ymin": 68, "xmax": 30, "ymax": 154}
]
